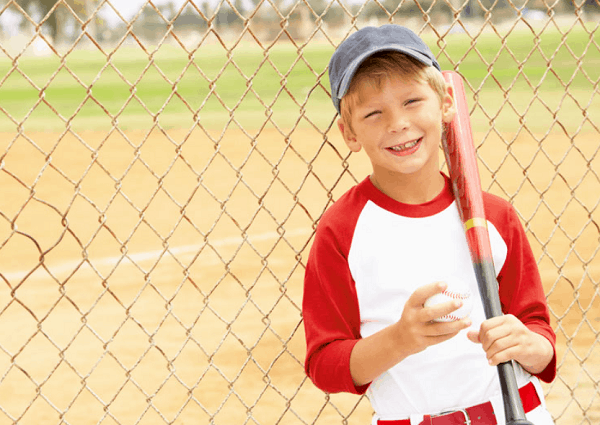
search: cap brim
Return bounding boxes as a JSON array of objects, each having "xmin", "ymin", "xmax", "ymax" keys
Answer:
[{"xmin": 333, "ymin": 45, "xmax": 439, "ymax": 113}]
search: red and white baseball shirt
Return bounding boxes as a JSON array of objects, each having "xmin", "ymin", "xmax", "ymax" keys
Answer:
[{"xmin": 303, "ymin": 173, "xmax": 556, "ymax": 419}]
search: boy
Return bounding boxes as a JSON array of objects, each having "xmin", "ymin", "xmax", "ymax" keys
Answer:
[{"xmin": 302, "ymin": 25, "xmax": 556, "ymax": 424}]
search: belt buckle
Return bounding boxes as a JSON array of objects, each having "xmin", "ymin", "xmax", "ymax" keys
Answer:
[{"xmin": 434, "ymin": 408, "xmax": 471, "ymax": 425}]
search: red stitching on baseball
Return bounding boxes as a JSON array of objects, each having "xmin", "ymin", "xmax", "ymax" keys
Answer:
[
  {"xmin": 442, "ymin": 290, "xmax": 470, "ymax": 300},
  {"xmin": 440, "ymin": 315, "xmax": 460, "ymax": 321}
]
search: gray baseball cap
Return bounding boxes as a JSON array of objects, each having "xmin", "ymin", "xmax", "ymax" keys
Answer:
[{"xmin": 328, "ymin": 25, "xmax": 441, "ymax": 113}]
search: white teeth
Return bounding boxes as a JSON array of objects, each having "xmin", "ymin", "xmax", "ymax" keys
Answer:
[{"xmin": 389, "ymin": 139, "xmax": 420, "ymax": 151}]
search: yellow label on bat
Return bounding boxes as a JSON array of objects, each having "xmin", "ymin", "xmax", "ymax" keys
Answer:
[{"xmin": 465, "ymin": 218, "xmax": 488, "ymax": 231}]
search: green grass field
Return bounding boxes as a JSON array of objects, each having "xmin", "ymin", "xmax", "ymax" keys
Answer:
[{"xmin": 0, "ymin": 24, "xmax": 598, "ymax": 134}]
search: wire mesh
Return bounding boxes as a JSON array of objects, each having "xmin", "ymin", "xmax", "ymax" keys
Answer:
[{"xmin": 0, "ymin": 0, "xmax": 598, "ymax": 424}]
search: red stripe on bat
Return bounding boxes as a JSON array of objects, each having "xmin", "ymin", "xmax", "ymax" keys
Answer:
[{"xmin": 465, "ymin": 226, "xmax": 493, "ymax": 263}]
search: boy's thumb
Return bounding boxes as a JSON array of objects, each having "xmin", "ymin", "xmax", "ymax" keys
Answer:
[{"xmin": 467, "ymin": 330, "xmax": 481, "ymax": 344}]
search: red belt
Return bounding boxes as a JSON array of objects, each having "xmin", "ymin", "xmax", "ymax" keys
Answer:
[{"xmin": 378, "ymin": 381, "xmax": 540, "ymax": 425}]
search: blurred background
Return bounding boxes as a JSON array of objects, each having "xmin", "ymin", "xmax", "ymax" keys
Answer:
[
  {"xmin": 1, "ymin": 0, "xmax": 599, "ymax": 54},
  {"xmin": 0, "ymin": 0, "xmax": 598, "ymax": 424}
]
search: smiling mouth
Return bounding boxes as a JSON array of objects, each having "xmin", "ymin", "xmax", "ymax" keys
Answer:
[{"xmin": 387, "ymin": 138, "xmax": 422, "ymax": 152}]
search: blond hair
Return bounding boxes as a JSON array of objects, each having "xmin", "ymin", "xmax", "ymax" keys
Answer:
[{"xmin": 340, "ymin": 51, "xmax": 446, "ymax": 134}]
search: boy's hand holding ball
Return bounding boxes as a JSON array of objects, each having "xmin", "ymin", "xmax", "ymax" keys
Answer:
[
  {"xmin": 395, "ymin": 282, "xmax": 472, "ymax": 358},
  {"xmin": 424, "ymin": 279, "xmax": 473, "ymax": 322}
]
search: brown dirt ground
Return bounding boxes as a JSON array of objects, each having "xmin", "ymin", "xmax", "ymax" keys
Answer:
[{"xmin": 0, "ymin": 126, "xmax": 598, "ymax": 424}]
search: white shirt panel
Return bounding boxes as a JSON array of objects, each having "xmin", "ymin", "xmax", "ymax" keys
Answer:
[{"xmin": 348, "ymin": 200, "xmax": 529, "ymax": 419}]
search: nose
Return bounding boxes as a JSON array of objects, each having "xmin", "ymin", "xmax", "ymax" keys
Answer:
[{"xmin": 388, "ymin": 109, "xmax": 409, "ymax": 133}]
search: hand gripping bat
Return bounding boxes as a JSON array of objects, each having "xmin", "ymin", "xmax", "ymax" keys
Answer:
[{"xmin": 441, "ymin": 70, "xmax": 534, "ymax": 425}]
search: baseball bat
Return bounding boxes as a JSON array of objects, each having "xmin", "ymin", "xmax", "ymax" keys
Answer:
[{"xmin": 441, "ymin": 70, "xmax": 534, "ymax": 425}]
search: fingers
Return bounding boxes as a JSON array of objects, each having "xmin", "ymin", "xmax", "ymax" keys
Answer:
[
  {"xmin": 413, "ymin": 281, "xmax": 471, "ymax": 326},
  {"xmin": 410, "ymin": 320, "xmax": 467, "ymax": 351},
  {"xmin": 423, "ymin": 319, "xmax": 471, "ymax": 338},
  {"xmin": 467, "ymin": 330, "xmax": 480, "ymax": 343},
  {"xmin": 477, "ymin": 316, "xmax": 509, "ymax": 351},
  {"xmin": 396, "ymin": 282, "xmax": 472, "ymax": 354},
  {"xmin": 421, "ymin": 303, "xmax": 472, "ymax": 340},
  {"xmin": 487, "ymin": 345, "xmax": 523, "ymax": 366},
  {"xmin": 422, "ymin": 298, "xmax": 468, "ymax": 324},
  {"xmin": 408, "ymin": 281, "xmax": 448, "ymax": 308},
  {"xmin": 478, "ymin": 315, "xmax": 522, "ymax": 350},
  {"xmin": 472, "ymin": 315, "xmax": 531, "ymax": 366}
]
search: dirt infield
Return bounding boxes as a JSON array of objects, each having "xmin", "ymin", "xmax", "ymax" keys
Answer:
[{"xmin": 0, "ymin": 126, "xmax": 598, "ymax": 424}]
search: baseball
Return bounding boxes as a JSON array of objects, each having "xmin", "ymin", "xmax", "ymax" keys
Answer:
[{"xmin": 424, "ymin": 280, "xmax": 473, "ymax": 322}]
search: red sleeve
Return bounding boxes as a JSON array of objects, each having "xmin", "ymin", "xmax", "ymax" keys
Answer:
[
  {"xmin": 487, "ymin": 194, "xmax": 557, "ymax": 383},
  {"xmin": 302, "ymin": 196, "xmax": 370, "ymax": 395}
]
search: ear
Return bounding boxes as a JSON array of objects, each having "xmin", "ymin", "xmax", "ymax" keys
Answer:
[
  {"xmin": 441, "ymin": 82, "xmax": 456, "ymax": 124},
  {"xmin": 337, "ymin": 118, "xmax": 362, "ymax": 152}
]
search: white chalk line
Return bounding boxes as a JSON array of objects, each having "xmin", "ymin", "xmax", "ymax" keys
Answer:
[
  {"xmin": 2, "ymin": 227, "xmax": 313, "ymax": 282},
  {"xmin": 3, "ymin": 226, "xmax": 598, "ymax": 286}
]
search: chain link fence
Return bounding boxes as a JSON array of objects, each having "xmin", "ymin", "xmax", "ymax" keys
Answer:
[{"xmin": 0, "ymin": 0, "xmax": 598, "ymax": 424}]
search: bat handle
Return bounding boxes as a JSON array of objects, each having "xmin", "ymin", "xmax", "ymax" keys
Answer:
[
  {"xmin": 498, "ymin": 362, "xmax": 534, "ymax": 425},
  {"xmin": 474, "ymin": 261, "xmax": 534, "ymax": 425}
]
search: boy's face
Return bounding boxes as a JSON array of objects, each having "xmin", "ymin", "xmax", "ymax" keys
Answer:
[{"xmin": 338, "ymin": 75, "xmax": 455, "ymax": 189}]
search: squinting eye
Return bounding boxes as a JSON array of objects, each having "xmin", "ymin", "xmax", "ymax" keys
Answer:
[{"xmin": 364, "ymin": 111, "xmax": 380, "ymax": 119}]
